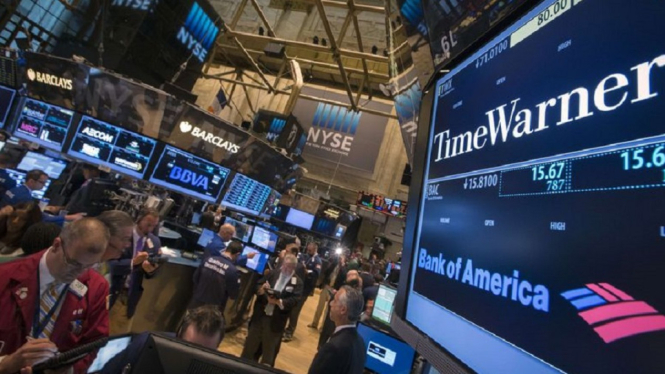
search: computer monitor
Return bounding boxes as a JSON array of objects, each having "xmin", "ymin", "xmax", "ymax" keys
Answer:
[
  {"xmin": 285, "ymin": 208, "xmax": 314, "ymax": 230},
  {"xmin": 250, "ymin": 226, "xmax": 278, "ymax": 253},
  {"xmin": 87, "ymin": 335, "xmax": 133, "ymax": 373},
  {"xmin": 5, "ymin": 168, "xmax": 50, "ymax": 200},
  {"xmin": 132, "ymin": 333, "xmax": 285, "ymax": 374},
  {"xmin": 221, "ymin": 173, "xmax": 272, "ymax": 216},
  {"xmin": 241, "ymin": 245, "xmax": 269, "ymax": 274},
  {"xmin": 191, "ymin": 212, "xmax": 202, "ymax": 226},
  {"xmin": 224, "ymin": 217, "xmax": 253, "ymax": 243},
  {"xmin": 197, "ymin": 228, "xmax": 216, "ymax": 247},
  {"xmin": 357, "ymin": 322, "xmax": 416, "ymax": 374},
  {"xmin": 372, "ymin": 284, "xmax": 397, "ymax": 325},
  {"xmin": 13, "ymin": 98, "xmax": 75, "ymax": 151},
  {"xmin": 17, "ymin": 151, "xmax": 68, "ymax": 179}
]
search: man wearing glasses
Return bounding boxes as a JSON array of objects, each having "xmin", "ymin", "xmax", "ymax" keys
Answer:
[
  {"xmin": 0, "ymin": 169, "xmax": 48, "ymax": 208},
  {"xmin": 0, "ymin": 218, "xmax": 110, "ymax": 374}
]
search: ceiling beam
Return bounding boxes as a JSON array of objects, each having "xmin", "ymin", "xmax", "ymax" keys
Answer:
[
  {"xmin": 230, "ymin": 0, "xmax": 249, "ymax": 28},
  {"xmin": 248, "ymin": 0, "xmax": 276, "ymax": 37}
]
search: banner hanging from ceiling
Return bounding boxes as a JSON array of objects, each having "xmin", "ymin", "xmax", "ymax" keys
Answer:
[{"xmin": 291, "ymin": 86, "xmax": 392, "ymax": 173}]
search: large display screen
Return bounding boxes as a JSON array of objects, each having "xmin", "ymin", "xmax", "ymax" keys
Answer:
[
  {"xmin": 13, "ymin": 98, "xmax": 74, "ymax": 151},
  {"xmin": 67, "ymin": 116, "xmax": 157, "ymax": 179},
  {"xmin": 250, "ymin": 226, "xmax": 278, "ymax": 253},
  {"xmin": 149, "ymin": 145, "xmax": 230, "ymax": 203},
  {"xmin": 0, "ymin": 85, "xmax": 16, "ymax": 129},
  {"xmin": 285, "ymin": 208, "xmax": 315, "ymax": 230},
  {"xmin": 405, "ymin": 1, "xmax": 665, "ymax": 373},
  {"xmin": 17, "ymin": 151, "xmax": 68, "ymax": 179},
  {"xmin": 357, "ymin": 323, "xmax": 416, "ymax": 374},
  {"xmin": 241, "ymin": 245, "xmax": 270, "ymax": 274},
  {"xmin": 372, "ymin": 284, "xmax": 397, "ymax": 325},
  {"xmin": 221, "ymin": 173, "xmax": 272, "ymax": 216}
]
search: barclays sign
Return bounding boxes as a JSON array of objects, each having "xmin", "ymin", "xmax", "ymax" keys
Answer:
[{"xmin": 177, "ymin": 2, "xmax": 219, "ymax": 63}]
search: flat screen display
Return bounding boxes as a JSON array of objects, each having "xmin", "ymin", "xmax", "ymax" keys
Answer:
[
  {"xmin": 67, "ymin": 116, "xmax": 157, "ymax": 179},
  {"xmin": 224, "ymin": 217, "xmax": 253, "ymax": 243},
  {"xmin": 312, "ymin": 217, "xmax": 336, "ymax": 236},
  {"xmin": 221, "ymin": 174, "xmax": 272, "ymax": 216},
  {"xmin": 260, "ymin": 189, "xmax": 281, "ymax": 218},
  {"xmin": 0, "ymin": 85, "xmax": 16, "ymax": 129},
  {"xmin": 13, "ymin": 98, "xmax": 75, "ymax": 151},
  {"xmin": 241, "ymin": 245, "xmax": 269, "ymax": 273},
  {"xmin": 405, "ymin": 1, "xmax": 665, "ymax": 373},
  {"xmin": 285, "ymin": 208, "xmax": 314, "ymax": 230},
  {"xmin": 372, "ymin": 285, "xmax": 397, "ymax": 325},
  {"xmin": 357, "ymin": 323, "xmax": 415, "ymax": 374},
  {"xmin": 16, "ymin": 151, "xmax": 68, "ymax": 179},
  {"xmin": 197, "ymin": 228, "xmax": 216, "ymax": 247},
  {"xmin": 149, "ymin": 145, "xmax": 231, "ymax": 203},
  {"xmin": 5, "ymin": 169, "xmax": 50, "ymax": 200},
  {"xmin": 250, "ymin": 226, "xmax": 278, "ymax": 253},
  {"xmin": 87, "ymin": 336, "xmax": 132, "ymax": 373}
]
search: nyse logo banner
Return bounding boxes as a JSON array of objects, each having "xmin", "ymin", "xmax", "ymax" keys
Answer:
[
  {"xmin": 111, "ymin": 0, "xmax": 154, "ymax": 10},
  {"xmin": 293, "ymin": 87, "xmax": 391, "ymax": 173},
  {"xmin": 177, "ymin": 2, "xmax": 219, "ymax": 63}
]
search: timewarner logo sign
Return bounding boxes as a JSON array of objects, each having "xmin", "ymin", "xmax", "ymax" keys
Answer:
[
  {"xmin": 177, "ymin": 2, "xmax": 219, "ymax": 63},
  {"xmin": 26, "ymin": 69, "xmax": 73, "ymax": 90},
  {"xmin": 179, "ymin": 121, "xmax": 240, "ymax": 153}
]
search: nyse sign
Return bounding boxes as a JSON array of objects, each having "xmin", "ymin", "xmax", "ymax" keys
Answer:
[
  {"xmin": 306, "ymin": 103, "xmax": 361, "ymax": 155},
  {"xmin": 177, "ymin": 3, "xmax": 219, "ymax": 63}
]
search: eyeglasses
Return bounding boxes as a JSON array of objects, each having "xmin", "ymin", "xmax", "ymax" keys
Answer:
[{"xmin": 60, "ymin": 240, "xmax": 98, "ymax": 270}]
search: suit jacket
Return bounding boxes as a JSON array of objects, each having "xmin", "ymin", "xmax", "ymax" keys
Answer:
[
  {"xmin": 251, "ymin": 270, "xmax": 303, "ymax": 333},
  {"xmin": 199, "ymin": 212, "xmax": 216, "ymax": 231},
  {"xmin": 108, "ymin": 233, "xmax": 161, "ymax": 318},
  {"xmin": 308, "ymin": 327, "xmax": 366, "ymax": 374},
  {"xmin": 0, "ymin": 250, "xmax": 109, "ymax": 374}
]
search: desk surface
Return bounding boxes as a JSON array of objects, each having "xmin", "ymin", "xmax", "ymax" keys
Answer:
[{"xmin": 158, "ymin": 226, "xmax": 183, "ymax": 240}]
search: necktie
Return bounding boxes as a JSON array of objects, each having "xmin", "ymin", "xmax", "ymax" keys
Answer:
[
  {"xmin": 126, "ymin": 237, "xmax": 146, "ymax": 288},
  {"xmin": 265, "ymin": 274, "xmax": 289, "ymax": 316},
  {"xmin": 37, "ymin": 283, "xmax": 62, "ymax": 339}
]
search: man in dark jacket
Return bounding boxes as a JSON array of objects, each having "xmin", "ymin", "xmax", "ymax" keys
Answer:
[
  {"xmin": 308, "ymin": 285, "xmax": 366, "ymax": 374},
  {"xmin": 241, "ymin": 254, "xmax": 303, "ymax": 367}
]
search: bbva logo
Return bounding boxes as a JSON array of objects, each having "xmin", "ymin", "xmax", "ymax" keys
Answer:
[{"xmin": 169, "ymin": 166, "xmax": 209, "ymax": 189}]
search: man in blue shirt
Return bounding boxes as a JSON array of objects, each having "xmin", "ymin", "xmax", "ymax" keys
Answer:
[
  {"xmin": 0, "ymin": 169, "xmax": 47, "ymax": 208},
  {"xmin": 203, "ymin": 223, "xmax": 235, "ymax": 258},
  {"xmin": 189, "ymin": 241, "xmax": 242, "ymax": 314}
]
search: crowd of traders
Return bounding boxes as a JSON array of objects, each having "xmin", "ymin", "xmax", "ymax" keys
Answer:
[{"xmin": 0, "ymin": 160, "xmax": 393, "ymax": 374}]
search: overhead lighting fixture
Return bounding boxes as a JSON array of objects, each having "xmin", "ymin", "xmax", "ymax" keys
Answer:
[
  {"xmin": 258, "ymin": 26, "xmax": 265, "ymax": 36},
  {"xmin": 371, "ymin": 45, "xmax": 378, "ymax": 54},
  {"xmin": 313, "ymin": 36, "xmax": 320, "ymax": 45}
]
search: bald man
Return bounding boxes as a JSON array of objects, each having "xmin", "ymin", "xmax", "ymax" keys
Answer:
[{"xmin": 203, "ymin": 223, "xmax": 235, "ymax": 259}]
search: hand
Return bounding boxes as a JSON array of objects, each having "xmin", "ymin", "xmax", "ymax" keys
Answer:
[
  {"xmin": 247, "ymin": 252, "xmax": 257, "ymax": 259},
  {"xmin": 65, "ymin": 213, "xmax": 85, "ymax": 222},
  {"xmin": 0, "ymin": 205, "xmax": 13, "ymax": 216},
  {"xmin": 132, "ymin": 251, "xmax": 149, "ymax": 266},
  {"xmin": 267, "ymin": 295, "xmax": 280, "ymax": 305},
  {"xmin": 0, "ymin": 339, "xmax": 57, "ymax": 374},
  {"xmin": 257, "ymin": 281, "xmax": 270, "ymax": 295},
  {"xmin": 43, "ymin": 206, "xmax": 60, "ymax": 214},
  {"xmin": 141, "ymin": 260, "xmax": 158, "ymax": 273}
]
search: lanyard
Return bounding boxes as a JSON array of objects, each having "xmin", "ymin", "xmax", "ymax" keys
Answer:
[{"xmin": 32, "ymin": 267, "xmax": 70, "ymax": 338}]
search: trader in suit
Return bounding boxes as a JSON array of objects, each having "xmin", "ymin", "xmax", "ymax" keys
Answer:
[
  {"xmin": 0, "ymin": 169, "xmax": 47, "ymax": 208},
  {"xmin": 108, "ymin": 208, "xmax": 162, "ymax": 334},
  {"xmin": 308, "ymin": 285, "xmax": 366, "ymax": 374},
  {"xmin": 241, "ymin": 254, "xmax": 303, "ymax": 367},
  {"xmin": 284, "ymin": 241, "xmax": 321, "ymax": 342},
  {"xmin": 0, "ymin": 218, "xmax": 110, "ymax": 374}
]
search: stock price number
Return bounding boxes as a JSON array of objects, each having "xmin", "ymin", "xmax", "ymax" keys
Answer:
[
  {"xmin": 475, "ymin": 39, "xmax": 508, "ymax": 69},
  {"xmin": 464, "ymin": 174, "xmax": 498, "ymax": 190},
  {"xmin": 538, "ymin": 0, "xmax": 571, "ymax": 26},
  {"xmin": 532, "ymin": 162, "xmax": 565, "ymax": 181},
  {"xmin": 620, "ymin": 145, "xmax": 665, "ymax": 182}
]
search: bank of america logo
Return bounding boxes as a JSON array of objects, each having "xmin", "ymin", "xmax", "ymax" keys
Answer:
[
  {"xmin": 561, "ymin": 283, "xmax": 665, "ymax": 343},
  {"xmin": 178, "ymin": 2, "xmax": 219, "ymax": 62},
  {"xmin": 267, "ymin": 118, "xmax": 286, "ymax": 141},
  {"xmin": 312, "ymin": 103, "xmax": 362, "ymax": 135}
]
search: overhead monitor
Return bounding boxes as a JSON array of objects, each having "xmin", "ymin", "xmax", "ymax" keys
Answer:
[
  {"xmin": 333, "ymin": 224, "xmax": 347, "ymax": 239},
  {"xmin": 13, "ymin": 98, "xmax": 74, "ymax": 151},
  {"xmin": 241, "ymin": 245, "xmax": 269, "ymax": 274},
  {"xmin": 250, "ymin": 226, "xmax": 278, "ymax": 253},
  {"xmin": 372, "ymin": 284, "xmax": 397, "ymax": 325},
  {"xmin": 357, "ymin": 322, "xmax": 416, "ymax": 374},
  {"xmin": 221, "ymin": 174, "xmax": 272, "ymax": 216},
  {"xmin": 398, "ymin": 1, "xmax": 665, "ymax": 374},
  {"xmin": 16, "ymin": 151, "xmax": 68, "ymax": 179},
  {"xmin": 67, "ymin": 116, "xmax": 157, "ymax": 179},
  {"xmin": 260, "ymin": 189, "xmax": 281, "ymax": 218},
  {"xmin": 197, "ymin": 228, "xmax": 216, "ymax": 247},
  {"xmin": 285, "ymin": 208, "xmax": 314, "ymax": 230},
  {"xmin": 149, "ymin": 145, "xmax": 231, "ymax": 203},
  {"xmin": 5, "ymin": 168, "xmax": 51, "ymax": 200},
  {"xmin": 0, "ymin": 85, "xmax": 16, "ymax": 129},
  {"xmin": 312, "ymin": 217, "xmax": 336, "ymax": 236},
  {"xmin": 224, "ymin": 217, "xmax": 254, "ymax": 243}
]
